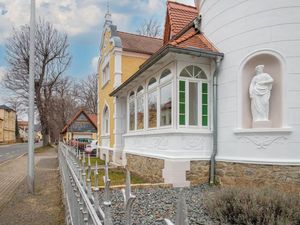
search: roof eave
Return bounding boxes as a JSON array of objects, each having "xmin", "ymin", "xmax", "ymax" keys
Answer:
[{"xmin": 109, "ymin": 46, "xmax": 224, "ymax": 97}]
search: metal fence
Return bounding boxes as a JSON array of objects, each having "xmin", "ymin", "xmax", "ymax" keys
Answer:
[{"xmin": 58, "ymin": 142, "xmax": 188, "ymax": 225}]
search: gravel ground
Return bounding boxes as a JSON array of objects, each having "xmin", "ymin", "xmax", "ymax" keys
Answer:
[{"xmin": 99, "ymin": 184, "xmax": 220, "ymax": 225}]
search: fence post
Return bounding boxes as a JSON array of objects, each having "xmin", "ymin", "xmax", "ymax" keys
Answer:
[
  {"xmin": 86, "ymin": 154, "xmax": 92, "ymax": 200},
  {"xmin": 122, "ymin": 169, "xmax": 136, "ymax": 225},
  {"xmin": 103, "ymin": 160, "xmax": 113, "ymax": 225},
  {"xmin": 164, "ymin": 190, "xmax": 189, "ymax": 225},
  {"xmin": 82, "ymin": 153, "xmax": 87, "ymax": 191}
]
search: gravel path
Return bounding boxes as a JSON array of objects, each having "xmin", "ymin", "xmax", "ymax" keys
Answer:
[{"xmin": 99, "ymin": 184, "xmax": 219, "ymax": 225}]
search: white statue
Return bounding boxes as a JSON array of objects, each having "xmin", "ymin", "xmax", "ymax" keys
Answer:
[{"xmin": 249, "ymin": 65, "xmax": 274, "ymax": 122}]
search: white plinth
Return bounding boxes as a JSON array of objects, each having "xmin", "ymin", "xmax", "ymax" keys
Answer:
[{"xmin": 252, "ymin": 120, "xmax": 272, "ymax": 128}]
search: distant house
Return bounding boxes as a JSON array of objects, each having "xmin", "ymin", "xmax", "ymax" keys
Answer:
[
  {"xmin": 61, "ymin": 110, "xmax": 97, "ymax": 142},
  {"xmin": 0, "ymin": 105, "xmax": 16, "ymax": 144},
  {"xmin": 18, "ymin": 120, "xmax": 28, "ymax": 141}
]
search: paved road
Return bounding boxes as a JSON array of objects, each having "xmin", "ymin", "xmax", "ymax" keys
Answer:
[{"xmin": 0, "ymin": 142, "xmax": 42, "ymax": 164}]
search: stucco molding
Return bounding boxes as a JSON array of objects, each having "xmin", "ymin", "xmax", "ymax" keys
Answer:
[{"xmin": 236, "ymin": 134, "xmax": 288, "ymax": 150}]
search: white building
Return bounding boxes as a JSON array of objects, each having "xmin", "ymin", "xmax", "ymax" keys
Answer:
[{"xmin": 101, "ymin": 0, "xmax": 300, "ymax": 189}]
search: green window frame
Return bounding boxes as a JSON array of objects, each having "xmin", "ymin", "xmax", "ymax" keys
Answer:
[
  {"xmin": 179, "ymin": 80, "xmax": 186, "ymax": 125},
  {"xmin": 178, "ymin": 65, "xmax": 209, "ymax": 128}
]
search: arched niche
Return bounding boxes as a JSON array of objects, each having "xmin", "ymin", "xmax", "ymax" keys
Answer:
[{"xmin": 240, "ymin": 51, "xmax": 283, "ymax": 128}]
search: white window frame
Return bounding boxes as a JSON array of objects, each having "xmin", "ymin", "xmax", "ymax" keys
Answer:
[
  {"xmin": 126, "ymin": 66, "xmax": 174, "ymax": 132},
  {"xmin": 178, "ymin": 65, "xmax": 209, "ymax": 129},
  {"xmin": 102, "ymin": 105, "xmax": 110, "ymax": 135},
  {"xmin": 101, "ymin": 55, "xmax": 110, "ymax": 87}
]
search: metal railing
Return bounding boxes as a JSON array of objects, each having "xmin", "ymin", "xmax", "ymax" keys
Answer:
[{"xmin": 58, "ymin": 142, "xmax": 189, "ymax": 225}]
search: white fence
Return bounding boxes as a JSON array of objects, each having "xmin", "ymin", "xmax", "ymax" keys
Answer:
[{"xmin": 58, "ymin": 142, "xmax": 188, "ymax": 225}]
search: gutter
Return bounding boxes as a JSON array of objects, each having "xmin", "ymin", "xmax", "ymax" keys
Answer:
[{"xmin": 209, "ymin": 56, "xmax": 222, "ymax": 185}]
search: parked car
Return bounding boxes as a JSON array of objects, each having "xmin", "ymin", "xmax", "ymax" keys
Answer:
[{"xmin": 84, "ymin": 140, "xmax": 98, "ymax": 157}]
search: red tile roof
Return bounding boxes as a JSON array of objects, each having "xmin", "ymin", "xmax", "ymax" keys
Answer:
[
  {"xmin": 87, "ymin": 114, "xmax": 97, "ymax": 126},
  {"xmin": 117, "ymin": 31, "xmax": 163, "ymax": 55},
  {"xmin": 61, "ymin": 110, "xmax": 97, "ymax": 134},
  {"xmin": 163, "ymin": 1, "xmax": 219, "ymax": 53},
  {"xmin": 169, "ymin": 27, "xmax": 219, "ymax": 52},
  {"xmin": 163, "ymin": 1, "xmax": 198, "ymax": 44}
]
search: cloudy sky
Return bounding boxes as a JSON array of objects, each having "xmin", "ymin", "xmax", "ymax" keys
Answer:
[{"xmin": 0, "ymin": 0, "xmax": 195, "ymax": 104}]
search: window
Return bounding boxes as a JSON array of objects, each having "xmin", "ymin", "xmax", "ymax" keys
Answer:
[
  {"xmin": 148, "ymin": 78, "xmax": 157, "ymax": 128},
  {"xmin": 137, "ymin": 86, "xmax": 144, "ymax": 129},
  {"xmin": 129, "ymin": 91, "xmax": 135, "ymax": 131},
  {"xmin": 179, "ymin": 65, "xmax": 208, "ymax": 127},
  {"xmin": 102, "ymin": 64, "xmax": 110, "ymax": 86},
  {"xmin": 160, "ymin": 69, "xmax": 172, "ymax": 126},
  {"xmin": 102, "ymin": 105, "xmax": 109, "ymax": 134}
]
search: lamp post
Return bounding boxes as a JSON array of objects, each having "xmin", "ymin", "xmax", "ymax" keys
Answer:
[{"xmin": 27, "ymin": 0, "xmax": 36, "ymax": 194}]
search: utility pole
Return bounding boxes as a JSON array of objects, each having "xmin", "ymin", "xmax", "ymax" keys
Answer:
[{"xmin": 27, "ymin": 0, "xmax": 36, "ymax": 194}]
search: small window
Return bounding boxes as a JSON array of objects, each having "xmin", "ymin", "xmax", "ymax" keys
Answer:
[
  {"xmin": 137, "ymin": 86, "xmax": 144, "ymax": 130},
  {"xmin": 102, "ymin": 64, "xmax": 110, "ymax": 86},
  {"xmin": 103, "ymin": 106, "xmax": 109, "ymax": 134},
  {"xmin": 180, "ymin": 65, "xmax": 207, "ymax": 79},
  {"xmin": 129, "ymin": 91, "xmax": 135, "ymax": 131},
  {"xmin": 160, "ymin": 69, "xmax": 172, "ymax": 83},
  {"xmin": 148, "ymin": 78, "xmax": 157, "ymax": 90}
]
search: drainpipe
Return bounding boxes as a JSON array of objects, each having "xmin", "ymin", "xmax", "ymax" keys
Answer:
[{"xmin": 209, "ymin": 57, "xmax": 222, "ymax": 185}]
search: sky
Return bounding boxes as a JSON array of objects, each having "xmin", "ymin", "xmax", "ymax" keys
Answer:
[{"xmin": 0, "ymin": 0, "xmax": 195, "ymax": 105}]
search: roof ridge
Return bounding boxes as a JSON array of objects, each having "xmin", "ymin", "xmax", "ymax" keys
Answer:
[
  {"xmin": 117, "ymin": 31, "xmax": 162, "ymax": 40},
  {"xmin": 167, "ymin": 1, "xmax": 197, "ymax": 10}
]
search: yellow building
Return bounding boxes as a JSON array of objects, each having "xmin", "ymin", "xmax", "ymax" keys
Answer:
[
  {"xmin": 97, "ymin": 12, "xmax": 162, "ymax": 162},
  {"xmin": 0, "ymin": 105, "xmax": 16, "ymax": 144}
]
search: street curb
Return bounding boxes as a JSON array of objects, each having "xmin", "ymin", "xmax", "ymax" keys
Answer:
[{"xmin": 0, "ymin": 152, "xmax": 28, "ymax": 167}]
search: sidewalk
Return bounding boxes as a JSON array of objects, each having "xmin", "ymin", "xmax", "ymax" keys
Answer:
[{"xmin": 0, "ymin": 147, "xmax": 65, "ymax": 225}]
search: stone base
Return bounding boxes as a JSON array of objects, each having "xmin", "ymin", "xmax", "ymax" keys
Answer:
[
  {"xmin": 252, "ymin": 120, "xmax": 272, "ymax": 128},
  {"xmin": 126, "ymin": 154, "xmax": 164, "ymax": 183},
  {"xmin": 216, "ymin": 162, "xmax": 300, "ymax": 192},
  {"xmin": 126, "ymin": 153, "xmax": 210, "ymax": 187}
]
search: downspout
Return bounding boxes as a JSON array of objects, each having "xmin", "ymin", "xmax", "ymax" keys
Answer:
[{"xmin": 209, "ymin": 56, "xmax": 222, "ymax": 185}]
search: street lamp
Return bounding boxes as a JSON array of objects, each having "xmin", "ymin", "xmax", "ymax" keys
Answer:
[{"xmin": 27, "ymin": 0, "xmax": 36, "ymax": 194}]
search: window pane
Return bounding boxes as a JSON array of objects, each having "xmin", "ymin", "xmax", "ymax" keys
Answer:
[
  {"xmin": 202, "ymin": 83, "xmax": 208, "ymax": 127},
  {"xmin": 160, "ymin": 83, "xmax": 172, "ymax": 126},
  {"xmin": 148, "ymin": 91, "xmax": 157, "ymax": 128},
  {"xmin": 160, "ymin": 69, "xmax": 172, "ymax": 83},
  {"xmin": 179, "ymin": 115, "xmax": 185, "ymax": 125},
  {"xmin": 137, "ymin": 95, "xmax": 144, "ymax": 129},
  {"xmin": 129, "ymin": 100, "xmax": 135, "ymax": 130},
  {"xmin": 148, "ymin": 78, "xmax": 157, "ymax": 90},
  {"xmin": 179, "ymin": 80, "xmax": 186, "ymax": 125},
  {"xmin": 189, "ymin": 82, "xmax": 198, "ymax": 126}
]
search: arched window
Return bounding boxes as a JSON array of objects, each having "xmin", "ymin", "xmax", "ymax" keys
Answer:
[
  {"xmin": 137, "ymin": 86, "xmax": 144, "ymax": 130},
  {"xmin": 148, "ymin": 78, "xmax": 157, "ymax": 128},
  {"xmin": 160, "ymin": 69, "xmax": 172, "ymax": 83},
  {"xmin": 160, "ymin": 69, "xmax": 172, "ymax": 126},
  {"xmin": 179, "ymin": 65, "xmax": 208, "ymax": 127},
  {"xmin": 129, "ymin": 91, "xmax": 135, "ymax": 131},
  {"xmin": 102, "ymin": 105, "xmax": 109, "ymax": 134}
]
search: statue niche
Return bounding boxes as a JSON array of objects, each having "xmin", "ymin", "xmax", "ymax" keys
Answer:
[{"xmin": 249, "ymin": 65, "xmax": 274, "ymax": 128}]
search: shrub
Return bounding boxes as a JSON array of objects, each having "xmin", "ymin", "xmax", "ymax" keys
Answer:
[{"xmin": 204, "ymin": 187, "xmax": 300, "ymax": 225}]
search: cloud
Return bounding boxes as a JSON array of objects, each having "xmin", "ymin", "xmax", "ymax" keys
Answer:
[
  {"xmin": 0, "ymin": 0, "xmax": 106, "ymax": 43},
  {"xmin": 91, "ymin": 56, "xmax": 99, "ymax": 73}
]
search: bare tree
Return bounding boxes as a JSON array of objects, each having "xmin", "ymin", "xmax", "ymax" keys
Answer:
[
  {"xmin": 75, "ymin": 73, "xmax": 98, "ymax": 114},
  {"xmin": 3, "ymin": 20, "xmax": 71, "ymax": 146},
  {"xmin": 136, "ymin": 17, "xmax": 162, "ymax": 38},
  {"xmin": 48, "ymin": 77, "xmax": 80, "ymax": 142}
]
